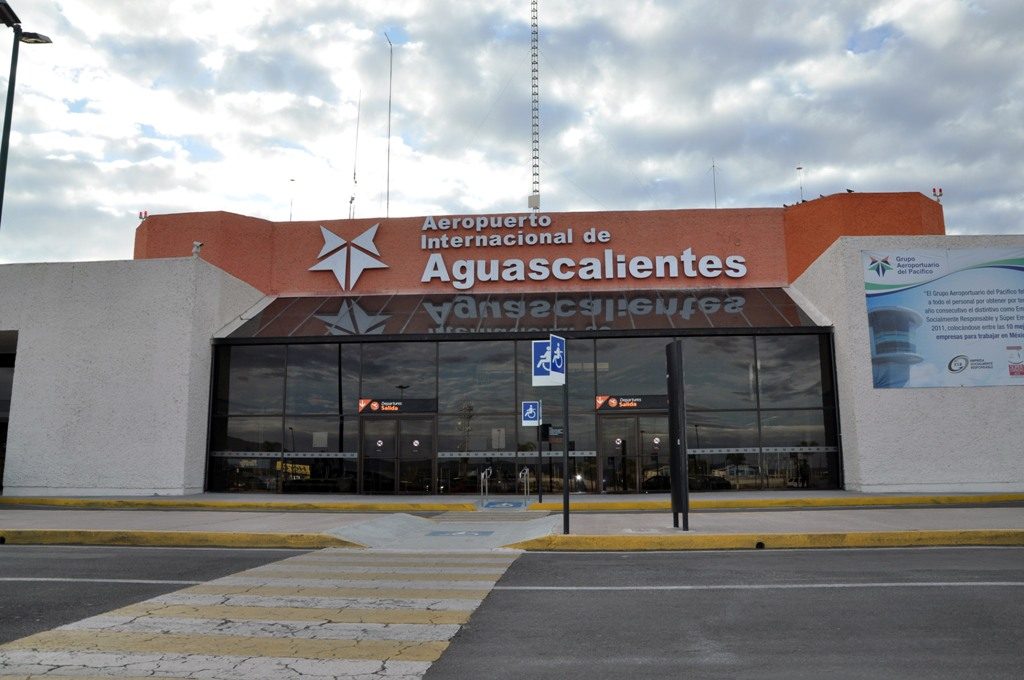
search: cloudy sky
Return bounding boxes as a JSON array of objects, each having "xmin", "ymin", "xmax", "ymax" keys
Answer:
[{"xmin": 0, "ymin": 0, "xmax": 1020, "ymax": 263}]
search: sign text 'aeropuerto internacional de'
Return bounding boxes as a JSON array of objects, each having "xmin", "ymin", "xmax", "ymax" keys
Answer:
[{"xmin": 418, "ymin": 213, "xmax": 747, "ymax": 290}]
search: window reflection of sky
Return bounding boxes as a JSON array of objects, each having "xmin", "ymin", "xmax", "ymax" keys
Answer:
[
  {"xmin": 285, "ymin": 345, "xmax": 339, "ymax": 414},
  {"xmin": 756, "ymin": 336, "xmax": 824, "ymax": 409},
  {"xmin": 759, "ymin": 410, "xmax": 827, "ymax": 447},
  {"xmin": 361, "ymin": 342, "xmax": 437, "ymax": 400},
  {"xmin": 686, "ymin": 411, "xmax": 758, "ymax": 448},
  {"xmin": 683, "ymin": 336, "xmax": 756, "ymax": 410},
  {"xmin": 439, "ymin": 341, "xmax": 514, "ymax": 414},
  {"xmin": 596, "ymin": 338, "xmax": 671, "ymax": 395},
  {"xmin": 230, "ymin": 289, "xmax": 819, "ymax": 338},
  {"xmin": 438, "ymin": 415, "xmax": 516, "ymax": 453},
  {"xmin": 225, "ymin": 345, "xmax": 286, "ymax": 414}
]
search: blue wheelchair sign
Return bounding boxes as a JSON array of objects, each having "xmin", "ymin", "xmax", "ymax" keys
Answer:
[
  {"xmin": 532, "ymin": 335, "xmax": 566, "ymax": 387},
  {"xmin": 521, "ymin": 400, "xmax": 541, "ymax": 427}
]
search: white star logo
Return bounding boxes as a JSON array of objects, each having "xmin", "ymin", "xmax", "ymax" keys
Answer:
[
  {"xmin": 309, "ymin": 224, "xmax": 388, "ymax": 290},
  {"xmin": 315, "ymin": 300, "xmax": 390, "ymax": 336}
]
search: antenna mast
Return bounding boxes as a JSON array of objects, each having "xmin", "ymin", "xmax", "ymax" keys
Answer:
[
  {"xmin": 710, "ymin": 158, "xmax": 719, "ymax": 208},
  {"xmin": 349, "ymin": 91, "xmax": 361, "ymax": 219},
  {"xmin": 528, "ymin": 0, "xmax": 540, "ymax": 211},
  {"xmin": 385, "ymin": 33, "xmax": 394, "ymax": 219}
]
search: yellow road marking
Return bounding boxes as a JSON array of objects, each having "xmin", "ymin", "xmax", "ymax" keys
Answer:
[
  {"xmin": 108, "ymin": 602, "xmax": 471, "ymax": 625},
  {"xmin": 0, "ymin": 530, "xmax": 360, "ymax": 549},
  {"xmin": 507, "ymin": 529, "xmax": 1024, "ymax": 551},
  {"xmin": 184, "ymin": 584, "xmax": 491, "ymax": 600},
  {"xmin": 529, "ymin": 492, "xmax": 1024, "ymax": 511},
  {"xmin": 240, "ymin": 569, "xmax": 504, "ymax": 581},
  {"xmin": 0, "ymin": 630, "xmax": 448, "ymax": 662},
  {"xmin": 0, "ymin": 497, "xmax": 478, "ymax": 512},
  {"xmin": 0, "ymin": 676, "xmax": 191, "ymax": 680},
  {"xmin": 281, "ymin": 558, "xmax": 515, "ymax": 568}
]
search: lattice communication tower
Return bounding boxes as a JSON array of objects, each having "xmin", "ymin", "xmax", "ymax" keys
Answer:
[{"xmin": 529, "ymin": 0, "xmax": 540, "ymax": 210}]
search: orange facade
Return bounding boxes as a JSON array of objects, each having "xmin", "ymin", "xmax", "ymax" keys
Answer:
[{"xmin": 134, "ymin": 192, "xmax": 944, "ymax": 296}]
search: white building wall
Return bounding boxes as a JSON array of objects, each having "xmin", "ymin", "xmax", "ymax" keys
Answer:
[
  {"xmin": 791, "ymin": 236, "xmax": 1024, "ymax": 492},
  {"xmin": 0, "ymin": 257, "xmax": 262, "ymax": 496}
]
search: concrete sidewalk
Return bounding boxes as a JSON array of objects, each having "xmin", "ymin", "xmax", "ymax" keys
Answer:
[{"xmin": 1, "ymin": 491, "xmax": 1022, "ymax": 550}]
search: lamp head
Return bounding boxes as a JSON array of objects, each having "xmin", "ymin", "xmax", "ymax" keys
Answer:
[{"xmin": 20, "ymin": 32, "xmax": 51, "ymax": 44}]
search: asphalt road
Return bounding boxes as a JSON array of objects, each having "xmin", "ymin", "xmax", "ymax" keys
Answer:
[
  {"xmin": 0, "ymin": 545, "xmax": 306, "ymax": 644},
  {"xmin": 425, "ymin": 547, "xmax": 1024, "ymax": 680}
]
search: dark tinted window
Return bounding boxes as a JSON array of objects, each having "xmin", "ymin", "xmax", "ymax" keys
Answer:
[
  {"xmin": 219, "ymin": 345, "xmax": 286, "ymax": 415},
  {"xmin": 286, "ymin": 344, "xmax": 339, "ymax": 414},
  {"xmin": 438, "ymin": 415, "xmax": 516, "ymax": 454},
  {"xmin": 341, "ymin": 344, "xmax": 360, "ymax": 413},
  {"xmin": 682, "ymin": 336, "xmax": 756, "ymax": 410},
  {"xmin": 759, "ymin": 410, "xmax": 829, "ymax": 448},
  {"xmin": 756, "ymin": 335, "xmax": 825, "ymax": 409},
  {"xmin": 361, "ymin": 342, "xmax": 437, "ymax": 401},
  {"xmin": 596, "ymin": 337, "xmax": 669, "ymax": 396},
  {"xmin": 439, "ymin": 341, "xmax": 514, "ymax": 414},
  {"xmin": 284, "ymin": 415, "xmax": 340, "ymax": 452},
  {"xmin": 685, "ymin": 411, "xmax": 758, "ymax": 448},
  {"xmin": 0, "ymin": 365, "xmax": 13, "ymax": 417},
  {"xmin": 212, "ymin": 416, "xmax": 283, "ymax": 452},
  {"xmin": 568, "ymin": 339, "xmax": 596, "ymax": 414}
]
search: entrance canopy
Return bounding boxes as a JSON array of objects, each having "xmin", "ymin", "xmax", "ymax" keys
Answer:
[{"xmin": 226, "ymin": 289, "xmax": 816, "ymax": 339}]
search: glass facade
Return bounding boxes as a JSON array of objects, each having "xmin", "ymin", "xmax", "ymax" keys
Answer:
[
  {"xmin": 682, "ymin": 334, "xmax": 838, "ymax": 490},
  {"xmin": 208, "ymin": 344, "xmax": 359, "ymax": 493},
  {"xmin": 208, "ymin": 299, "xmax": 840, "ymax": 494}
]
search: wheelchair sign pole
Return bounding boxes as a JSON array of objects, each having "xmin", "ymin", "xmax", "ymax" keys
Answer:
[
  {"xmin": 532, "ymin": 334, "xmax": 568, "ymax": 533},
  {"xmin": 521, "ymin": 400, "xmax": 542, "ymax": 503}
]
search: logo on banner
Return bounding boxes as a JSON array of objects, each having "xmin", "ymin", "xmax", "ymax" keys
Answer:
[
  {"xmin": 867, "ymin": 255, "xmax": 893, "ymax": 277},
  {"xmin": 310, "ymin": 224, "xmax": 388, "ymax": 290},
  {"xmin": 947, "ymin": 355, "xmax": 969, "ymax": 373}
]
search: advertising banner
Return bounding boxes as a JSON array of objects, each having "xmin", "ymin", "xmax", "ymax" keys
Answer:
[{"xmin": 862, "ymin": 248, "xmax": 1024, "ymax": 388}]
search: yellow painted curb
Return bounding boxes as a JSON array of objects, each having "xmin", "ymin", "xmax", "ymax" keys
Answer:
[
  {"xmin": 0, "ymin": 497, "xmax": 477, "ymax": 512},
  {"xmin": 505, "ymin": 529, "xmax": 1024, "ymax": 551},
  {"xmin": 0, "ymin": 529, "xmax": 365, "ymax": 549},
  {"xmin": 528, "ymin": 492, "xmax": 1024, "ymax": 512}
]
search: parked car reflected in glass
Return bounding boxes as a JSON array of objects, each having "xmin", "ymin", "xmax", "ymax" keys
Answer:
[{"xmin": 638, "ymin": 467, "xmax": 734, "ymax": 492}]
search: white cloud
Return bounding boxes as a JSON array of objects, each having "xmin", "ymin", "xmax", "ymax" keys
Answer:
[{"xmin": 0, "ymin": 0, "xmax": 1021, "ymax": 264}]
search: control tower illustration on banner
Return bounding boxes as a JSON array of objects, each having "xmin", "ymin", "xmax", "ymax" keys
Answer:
[{"xmin": 867, "ymin": 306, "xmax": 924, "ymax": 387}]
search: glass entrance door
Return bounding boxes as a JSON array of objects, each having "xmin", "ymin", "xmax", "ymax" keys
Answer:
[
  {"xmin": 361, "ymin": 417, "xmax": 436, "ymax": 494},
  {"xmin": 598, "ymin": 415, "xmax": 669, "ymax": 493},
  {"xmin": 362, "ymin": 418, "xmax": 397, "ymax": 494},
  {"xmin": 398, "ymin": 418, "xmax": 435, "ymax": 494}
]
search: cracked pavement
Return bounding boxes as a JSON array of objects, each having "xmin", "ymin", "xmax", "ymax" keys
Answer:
[{"xmin": 0, "ymin": 549, "xmax": 519, "ymax": 679}]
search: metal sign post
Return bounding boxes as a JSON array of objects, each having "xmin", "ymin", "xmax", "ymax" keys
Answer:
[
  {"xmin": 522, "ymin": 400, "xmax": 542, "ymax": 503},
  {"xmin": 533, "ymin": 334, "xmax": 568, "ymax": 533},
  {"xmin": 666, "ymin": 340, "xmax": 690, "ymax": 530},
  {"xmin": 561, "ymin": 374, "xmax": 570, "ymax": 534},
  {"xmin": 537, "ymin": 423, "xmax": 543, "ymax": 503}
]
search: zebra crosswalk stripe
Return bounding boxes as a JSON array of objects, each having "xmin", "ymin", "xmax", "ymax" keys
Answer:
[{"xmin": 0, "ymin": 549, "xmax": 518, "ymax": 680}]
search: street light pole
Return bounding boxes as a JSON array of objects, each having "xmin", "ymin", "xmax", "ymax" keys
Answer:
[{"xmin": 0, "ymin": 1, "xmax": 52, "ymax": 232}]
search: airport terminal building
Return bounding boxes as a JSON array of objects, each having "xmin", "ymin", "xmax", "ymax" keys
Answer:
[{"xmin": 1, "ymin": 192, "xmax": 1022, "ymax": 496}]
